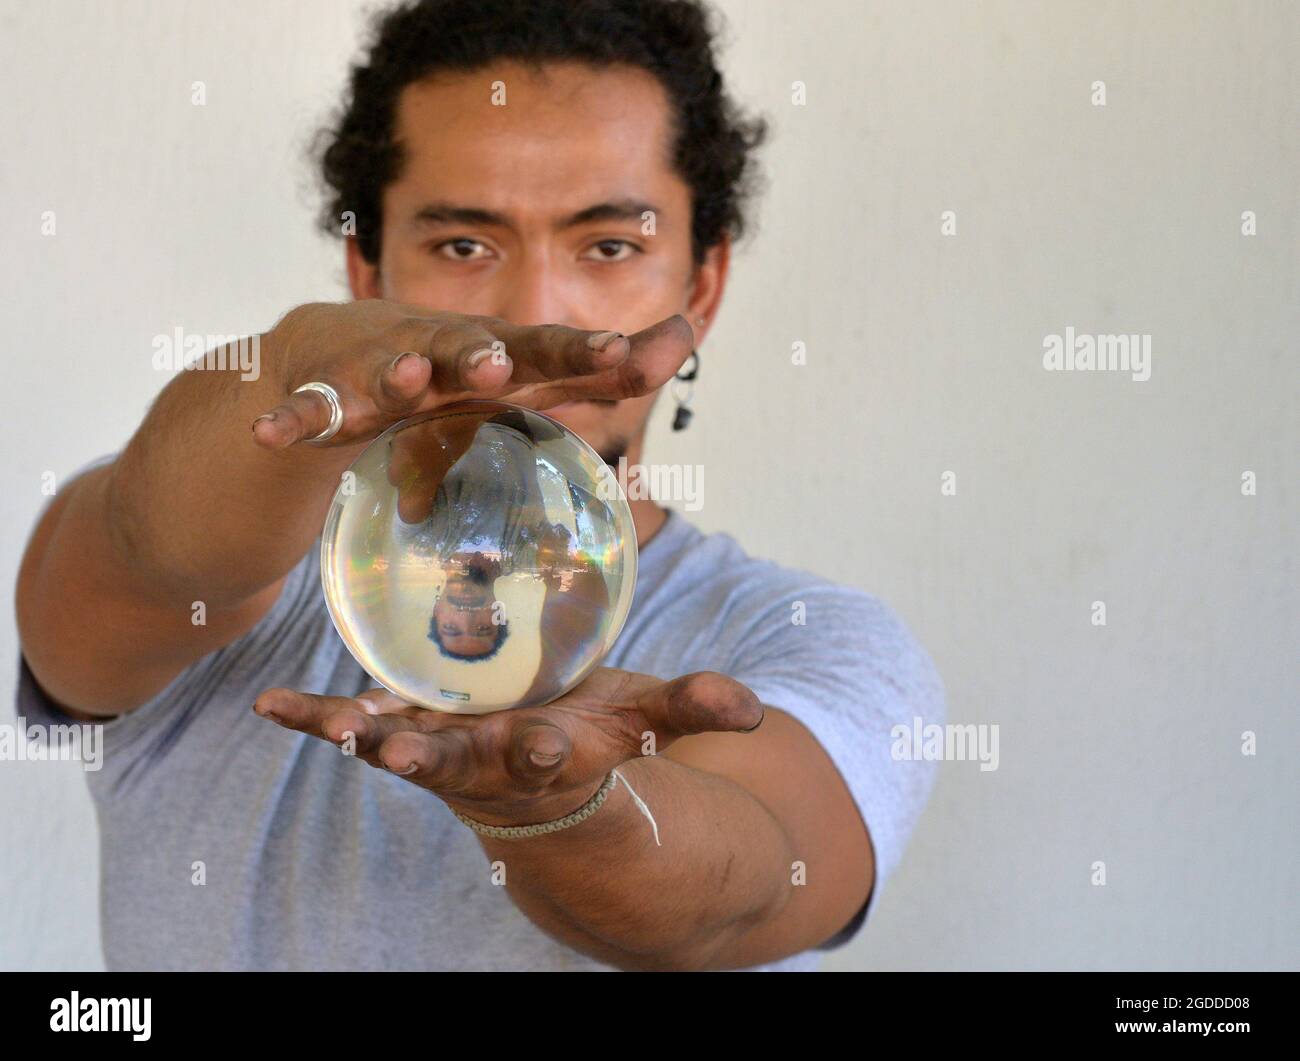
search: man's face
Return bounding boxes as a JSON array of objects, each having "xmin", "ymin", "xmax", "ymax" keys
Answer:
[
  {"xmin": 432, "ymin": 554, "xmax": 499, "ymax": 658},
  {"xmin": 348, "ymin": 60, "xmax": 725, "ymax": 462},
  {"xmin": 430, "ymin": 595, "xmax": 499, "ymax": 658}
]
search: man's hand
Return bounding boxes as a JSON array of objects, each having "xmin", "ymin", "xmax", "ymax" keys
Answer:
[
  {"xmin": 250, "ymin": 301, "xmax": 694, "ymax": 451},
  {"xmin": 251, "ymin": 668, "xmax": 765, "ymax": 827}
]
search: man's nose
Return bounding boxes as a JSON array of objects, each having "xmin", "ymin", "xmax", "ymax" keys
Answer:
[{"xmin": 492, "ymin": 255, "xmax": 576, "ymax": 329}]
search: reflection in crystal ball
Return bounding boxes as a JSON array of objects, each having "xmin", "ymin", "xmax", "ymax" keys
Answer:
[{"xmin": 320, "ymin": 401, "xmax": 637, "ymax": 714}]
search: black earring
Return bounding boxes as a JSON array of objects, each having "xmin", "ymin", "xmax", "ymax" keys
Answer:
[{"xmin": 671, "ymin": 349, "xmax": 699, "ymax": 431}]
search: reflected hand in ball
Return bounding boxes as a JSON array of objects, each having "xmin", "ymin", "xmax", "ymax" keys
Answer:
[{"xmin": 321, "ymin": 400, "xmax": 637, "ymax": 714}]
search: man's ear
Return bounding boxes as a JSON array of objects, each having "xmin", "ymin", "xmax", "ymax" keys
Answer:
[
  {"xmin": 346, "ymin": 237, "xmax": 383, "ymax": 300},
  {"xmin": 686, "ymin": 234, "xmax": 730, "ymax": 340}
]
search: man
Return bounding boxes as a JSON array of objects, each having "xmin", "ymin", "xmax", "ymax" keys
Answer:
[{"xmin": 15, "ymin": 0, "xmax": 944, "ymax": 971}]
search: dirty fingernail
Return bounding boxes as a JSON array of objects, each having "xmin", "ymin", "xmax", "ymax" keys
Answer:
[{"xmin": 587, "ymin": 330, "xmax": 623, "ymax": 351}]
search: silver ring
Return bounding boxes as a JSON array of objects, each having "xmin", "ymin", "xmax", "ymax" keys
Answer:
[{"xmin": 292, "ymin": 382, "xmax": 344, "ymax": 443}]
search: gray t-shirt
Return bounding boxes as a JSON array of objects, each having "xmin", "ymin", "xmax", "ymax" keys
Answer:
[{"xmin": 14, "ymin": 459, "xmax": 945, "ymax": 972}]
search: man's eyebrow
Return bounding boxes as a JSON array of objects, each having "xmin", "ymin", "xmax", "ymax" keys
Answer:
[
  {"xmin": 411, "ymin": 199, "xmax": 660, "ymax": 230},
  {"xmin": 562, "ymin": 199, "xmax": 660, "ymax": 228}
]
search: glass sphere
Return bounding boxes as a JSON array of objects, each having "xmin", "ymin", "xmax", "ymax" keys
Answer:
[{"xmin": 320, "ymin": 401, "xmax": 637, "ymax": 714}]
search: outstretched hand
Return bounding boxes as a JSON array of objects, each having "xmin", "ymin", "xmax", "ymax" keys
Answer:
[
  {"xmin": 252, "ymin": 667, "xmax": 764, "ymax": 827},
  {"xmin": 251, "ymin": 301, "xmax": 695, "ymax": 451}
]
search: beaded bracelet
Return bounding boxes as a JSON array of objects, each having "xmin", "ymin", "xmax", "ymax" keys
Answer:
[{"xmin": 451, "ymin": 771, "xmax": 619, "ymax": 840}]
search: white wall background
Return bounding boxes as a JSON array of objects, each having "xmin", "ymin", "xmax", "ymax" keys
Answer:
[{"xmin": 1, "ymin": 0, "xmax": 1295, "ymax": 970}]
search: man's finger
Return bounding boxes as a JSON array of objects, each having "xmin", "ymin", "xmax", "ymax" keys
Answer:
[
  {"xmin": 633, "ymin": 671, "xmax": 765, "ymax": 738},
  {"xmin": 372, "ymin": 348, "xmax": 435, "ymax": 414},
  {"xmin": 252, "ymin": 687, "xmax": 418, "ymax": 743},
  {"xmin": 376, "ymin": 727, "xmax": 475, "ymax": 792},
  {"xmin": 479, "ymin": 319, "xmax": 631, "ymax": 383},
  {"xmin": 251, "ymin": 385, "xmax": 352, "ymax": 450},
  {"xmin": 503, "ymin": 718, "xmax": 574, "ymax": 787},
  {"xmin": 412, "ymin": 318, "xmax": 516, "ymax": 394},
  {"xmin": 520, "ymin": 313, "xmax": 694, "ymax": 407}
]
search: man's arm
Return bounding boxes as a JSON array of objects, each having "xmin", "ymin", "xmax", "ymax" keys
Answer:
[
  {"xmin": 16, "ymin": 304, "xmax": 691, "ymax": 716},
  {"xmin": 14, "ymin": 359, "xmax": 354, "ymax": 717},
  {"xmin": 254, "ymin": 668, "xmax": 872, "ymax": 971},
  {"xmin": 475, "ymin": 707, "xmax": 872, "ymax": 970}
]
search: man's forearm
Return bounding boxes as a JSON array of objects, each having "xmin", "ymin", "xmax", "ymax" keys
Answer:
[
  {"xmin": 108, "ymin": 335, "xmax": 361, "ymax": 606},
  {"xmin": 475, "ymin": 754, "xmax": 796, "ymax": 971}
]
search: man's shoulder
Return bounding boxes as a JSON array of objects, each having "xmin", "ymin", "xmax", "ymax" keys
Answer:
[
  {"xmin": 646, "ymin": 511, "xmax": 940, "ymax": 692},
  {"xmin": 661, "ymin": 513, "xmax": 889, "ymax": 620}
]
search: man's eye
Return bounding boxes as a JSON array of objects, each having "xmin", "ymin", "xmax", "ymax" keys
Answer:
[
  {"xmin": 435, "ymin": 238, "xmax": 491, "ymax": 260},
  {"xmin": 584, "ymin": 239, "xmax": 640, "ymax": 262}
]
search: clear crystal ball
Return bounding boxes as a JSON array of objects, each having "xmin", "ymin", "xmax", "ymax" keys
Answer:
[{"xmin": 321, "ymin": 401, "xmax": 637, "ymax": 713}]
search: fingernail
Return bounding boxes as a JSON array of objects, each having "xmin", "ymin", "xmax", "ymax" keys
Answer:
[
  {"xmin": 528, "ymin": 749, "xmax": 562, "ymax": 767},
  {"xmin": 390, "ymin": 351, "xmax": 419, "ymax": 371},
  {"xmin": 392, "ymin": 762, "xmax": 419, "ymax": 776},
  {"xmin": 587, "ymin": 330, "xmax": 623, "ymax": 351},
  {"xmin": 252, "ymin": 412, "xmax": 277, "ymax": 429},
  {"xmin": 468, "ymin": 347, "xmax": 498, "ymax": 368},
  {"xmin": 741, "ymin": 708, "xmax": 765, "ymax": 733}
]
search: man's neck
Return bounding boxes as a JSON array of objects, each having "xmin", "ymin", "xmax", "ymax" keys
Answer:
[
  {"xmin": 619, "ymin": 435, "xmax": 669, "ymax": 549},
  {"xmin": 631, "ymin": 497, "xmax": 669, "ymax": 549}
]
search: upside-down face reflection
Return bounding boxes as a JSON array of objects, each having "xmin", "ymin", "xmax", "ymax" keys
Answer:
[{"xmin": 429, "ymin": 552, "xmax": 510, "ymax": 661}]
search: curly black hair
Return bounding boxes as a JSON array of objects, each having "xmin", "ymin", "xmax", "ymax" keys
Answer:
[{"xmin": 315, "ymin": 0, "xmax": 768, "ymax": 266}]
